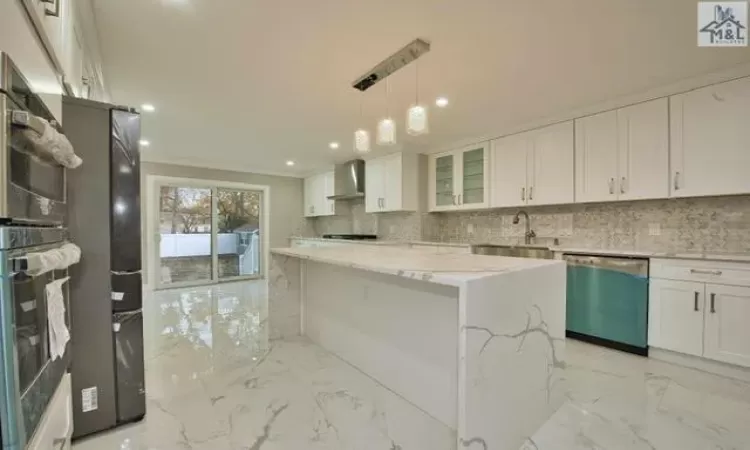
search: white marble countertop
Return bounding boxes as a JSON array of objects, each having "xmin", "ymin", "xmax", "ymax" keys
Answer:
[
  {"xmin": 549, "ymin": 246, "xmax": 750, "ymax": 263},
  {"xmin": 289, "ymin": 237, "xmax": 471, "ymax": 248},
  {"xmin": 272, "ymin": 245, "xmax": 561, "ymax": 287},
  {"xmin": 289, "ymin": 237, "xmax": 750, "ymax": 263}
]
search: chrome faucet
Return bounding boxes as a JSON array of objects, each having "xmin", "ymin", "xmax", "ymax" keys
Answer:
[{"xmin": 512, "ymin": 210, "xmax": 536, "ymax": 245}]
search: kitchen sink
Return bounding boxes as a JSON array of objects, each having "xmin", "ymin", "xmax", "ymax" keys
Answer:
[{"xmin": 471, "ymin": 244, "xmax": 555, "ymax": 260}]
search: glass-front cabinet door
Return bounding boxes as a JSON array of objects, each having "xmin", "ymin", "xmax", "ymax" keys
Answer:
[
  {"xmin": 434, "ymin": 153, "xmax": 455, "ymax": 208},
  {"xmin": 460, "ymin": 145, "xmax": 489, "ymax": 208}
]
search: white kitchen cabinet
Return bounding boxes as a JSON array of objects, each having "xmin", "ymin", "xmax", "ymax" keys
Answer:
[
  {"xmin": 303, "ymin": 176, "xmax": 316, "ymax": 218},
  {"xmin": 366, "ymin": 153, "xmax": 419, "ymax": 213},
  {"xmin": 650, "ymin": 259, "xmax": 750, "ymax": 369},
  {"xmin": 575, "ymin": 110, "xmax": 619, "ymax": 203},
  {"xmin": 703, "ymin": 284, "xmax": 750, "ymax": 367},
  {"xmin": 429, "ymin": 143, "xmax": 489, "ymax": 211},
  {"xmin": 670, "ymin": 77, "xmax": 750, "ymax": 198},
  {"xmin": 365, "ymin": 156, "xmax": 385, "ymax": 213},
  {"xmin": 323, "ymin": 171, "xmax": 335, "ymax": 216},
  {"xmin": 648, "ymin": 279, "xmax": 705, "ymax": 357},
  {"xmin": 575, "ymin": 99, "xmax": 669, "ymax": 203},
  {"xmin": 528, "ymin": 121, "xmax": 575, "ymax": 206},
  {"xmin": 303, "ymin": 171, "xmax": 335, "ymax": 217},
  {"xmin": 490, "ymin": 133, "xmax": 528, "ymax": 208},
  {"xmin": 491, "ymin": 121, "xmax": 574, "ymax": 208},
  {"xmin": 616, "ymin": 99, "xmax": 669, "ymax": 200}
]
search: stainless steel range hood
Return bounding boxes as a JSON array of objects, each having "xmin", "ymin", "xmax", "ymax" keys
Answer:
[{"xmin": 327, "ymin": 159, "xmax": 365, "ymax": 200}]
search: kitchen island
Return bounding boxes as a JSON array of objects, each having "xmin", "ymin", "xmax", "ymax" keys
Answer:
[{"xmin": 269, "ymin": 245, "xmax": 566, "ymax": 449}]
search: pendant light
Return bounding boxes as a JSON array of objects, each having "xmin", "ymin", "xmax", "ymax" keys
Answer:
[
  {"xmin": 354, "ymin": 93, "xmax": 370, "ymax": 153},
  {"xmin": 407, "ymin": 59, "xmax": 428, "ymax": 136},
  {"xmin": 377, "ymin": 78, "xmax": 396, "ymax": 146}
]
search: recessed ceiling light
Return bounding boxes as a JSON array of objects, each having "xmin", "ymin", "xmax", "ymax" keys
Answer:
[
  {"xmin": 139, "ymin": 139, "xmax": 150, "ymax": 147},
  {"xmin": 329, "ymin": 142, "xmax": 340, "ymax": 150},
  {"xmin": 141, "ymin": 104, "xmax": 155, "ymax": 112},
  {"xmin": 286, "ymin": 160, "xmax": 295, "ymax": 166},
  {"xmin": 435, "ymin": 97, "xmax": 449, "ymax": 108}
]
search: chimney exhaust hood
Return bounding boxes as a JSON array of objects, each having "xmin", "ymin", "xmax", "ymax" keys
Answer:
[{"xmin": 327, "ymin": 159, "xmax": 365, "ymax": 200}]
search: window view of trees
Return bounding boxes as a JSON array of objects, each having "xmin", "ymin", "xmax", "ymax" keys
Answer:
[{"xmin": 159, "ymin": 187, "xmax": 261, "ymax": 234}]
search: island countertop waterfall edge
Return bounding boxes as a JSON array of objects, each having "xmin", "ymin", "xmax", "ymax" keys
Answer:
[{"xmin": 269, "ymin": 245, "xmax": 567, "ymax": 450}]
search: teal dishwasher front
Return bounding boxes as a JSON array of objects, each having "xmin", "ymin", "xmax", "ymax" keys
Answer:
[{"xmin": 564, "ymin": 254, "xmax": 649, "ymax": 355}]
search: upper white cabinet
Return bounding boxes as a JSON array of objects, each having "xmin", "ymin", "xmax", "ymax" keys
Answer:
[
  {"xmin": 616, "ymin": 99, "xmax": 670, "ymax": 201},
  {"xmin": 491, "ymin": 121, "xmax": 574, "ymax": 208},
  {"xmin": 365, "ymin": 153, "xmax": 419, "ymax": 213},
  {"xmin": 575, "ymin": 98, "xmax": 669, "ymax": 203},
  {"xmin": 670, "ymin": 77, "xmax": 750, "ymax": 198},
  {"xmin": 429, "ymin": 143, "xmax": 490, "ymax": 211},
  {"xmin": 304, "ymin": 171, "xmax": 335, "ymax": 218}
]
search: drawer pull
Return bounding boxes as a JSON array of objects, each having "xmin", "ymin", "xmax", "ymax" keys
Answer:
[
  {"xmin": 694, "ymin": 291, "xmax": 699, "ymax": 312},
  {"xmin": 690, "ymin": 269, "xmax": 722, "ymax": 276},
  {"xmin": 710, "ymin": 293, "xmax": 716, "ymax": 314}
]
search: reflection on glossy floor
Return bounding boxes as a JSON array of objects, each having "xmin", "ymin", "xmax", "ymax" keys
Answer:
[{"xmin": 73, "ymin": 281, "xmax": 750, "ymax": 450}]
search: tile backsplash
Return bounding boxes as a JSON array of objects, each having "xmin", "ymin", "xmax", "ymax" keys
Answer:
[{"xmin": 309, "ymin": 196, "xmax": 750, "ymax": 253}]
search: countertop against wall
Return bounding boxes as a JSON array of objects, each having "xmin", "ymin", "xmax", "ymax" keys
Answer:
[{"xmin": 289, "ymin": 237, "xmax": 750, "ymax": 263}]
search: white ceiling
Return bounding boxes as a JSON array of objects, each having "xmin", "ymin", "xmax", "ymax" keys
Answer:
[{"xmin": 92, "ymin": 0, "xmax": 750, "ymax": 177}]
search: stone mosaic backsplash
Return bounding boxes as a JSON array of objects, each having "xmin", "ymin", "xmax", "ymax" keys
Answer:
[{"xmin": 310, "ymin": 195, "xmax": 750, "ymax": 254}]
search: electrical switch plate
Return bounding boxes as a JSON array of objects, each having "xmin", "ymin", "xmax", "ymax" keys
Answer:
[{"xmin": 467, "ymin": 223, "xmax": 474, "ymax": 235}]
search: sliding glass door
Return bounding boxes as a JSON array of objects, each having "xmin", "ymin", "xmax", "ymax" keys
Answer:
[
  {"xmin": 216, "ymin": 188, "xmax": 262, "ymax": 280},
  {"xmin": 156, "ymin": 183, "xmax": 263, "ymax": 289}
]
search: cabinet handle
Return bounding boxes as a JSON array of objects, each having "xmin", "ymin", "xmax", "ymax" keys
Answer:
[
  {"xmin": 694, "ymin": 291, "xmax": 699, "ymax": 312},
  {"xmin": 529, "ymin": 186, "xmax": 534, "ymax": 201},
  {"xmin": 620, "ymin": 177, "xmax": 626, "ymax": 194},
  {"xmin": 690, "ymin": 269, "xmax": 722, "ymax": 276},
  {"xmin": 41, "ymin": 0, "xmax": 61, "ymax": 17},
  {"xmin": 381, "ymin": 197, "xmax": 386, "ymax": 209},
  {"xmin": 710, "ymin": 293, "xmax": 716, "ymax": 314},
  {"xmin": 458, "ymin": 194, "xmax": 462, "ymax": 205},
  {"xmin": 609, "ymin": 178, "xmax": 615, "ymax": 195},
  {"xmin": 521, "ymin": 187, "xmax": 526, "ymax": 201},
  {"xmin": 674, "ymin": 172, "xmax": 680, "ymax": 191},
  {"xmin": 452, "ymin": 195, "xmax": 457, "ymax": 206}
]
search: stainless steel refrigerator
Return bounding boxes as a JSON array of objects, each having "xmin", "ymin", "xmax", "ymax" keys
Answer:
[{"xmin": 62, "ymin": 97, "xmax": 145, "ymax": 438}]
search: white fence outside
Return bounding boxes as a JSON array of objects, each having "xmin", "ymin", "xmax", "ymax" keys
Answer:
[
  {"xmin": 160, "ymin": 233, "xmax": 260, "ymax": 276},
  {"xmin": 160, "ymin": 233, "xmax": 238, "ymax": 256}
]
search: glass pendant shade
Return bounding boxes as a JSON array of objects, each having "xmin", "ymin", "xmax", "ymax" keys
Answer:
[
  {"xmin": 407, "ymin": 104, "xmax": 429, "ymax": 135},
  {"xmin": 377, "ymin": 118, "xmax": 396, "ymax": 146},
  {"xmin": 354, "ymin": 128, "xmax": 371, "ymax": 153}
]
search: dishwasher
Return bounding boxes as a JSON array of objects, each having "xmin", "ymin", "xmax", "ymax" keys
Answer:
[{"xmin": 564, "ymin": 254, "xmax": 649, "ymax": 355}]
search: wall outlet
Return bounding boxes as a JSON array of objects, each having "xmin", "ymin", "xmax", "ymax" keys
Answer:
[{"xmin": 649, "ymin": 223, "xmax": 661, "ymax": 236}]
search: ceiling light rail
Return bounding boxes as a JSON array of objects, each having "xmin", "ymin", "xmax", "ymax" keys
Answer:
[{"xmin": 351, "ymin": 38, "xmax": 431, "ymax": 92}]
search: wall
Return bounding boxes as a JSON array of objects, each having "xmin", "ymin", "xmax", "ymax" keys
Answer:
[
  {"xmin": 141, "ymin": 162, "xmax": 312, "ymax": 285},
  {"xmin": 311, "ymin": 195, "xmax": 750, "ymax": 254}
]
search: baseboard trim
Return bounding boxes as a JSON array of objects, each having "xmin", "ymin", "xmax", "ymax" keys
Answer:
[{"xmin": 649, "ymin": 347, "xmax": 750, "ymax": 383}]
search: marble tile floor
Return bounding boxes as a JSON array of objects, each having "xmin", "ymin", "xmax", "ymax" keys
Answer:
[{"xmin": 73, "ymin": 281, "xmax": 750, "ymax": 450}]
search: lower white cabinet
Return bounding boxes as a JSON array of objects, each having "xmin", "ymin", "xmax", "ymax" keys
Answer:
[
  {"xmin": 703, "ymin": 284, "xmax": 750, "ymax": 367},
  {"xmin": 27, "ymin": 374, "xmax": 72, "ymax": 450},
  {"xmin": 303, "ymin": 171, "xmax": 335, "ymax": 217},
  {"xmin": 648, "ymin": 279, "xmax": 705, "ymax": 357},
  {"xmin": 649, "ymin": 259, "xmax": 750, "ymax": 368}
]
